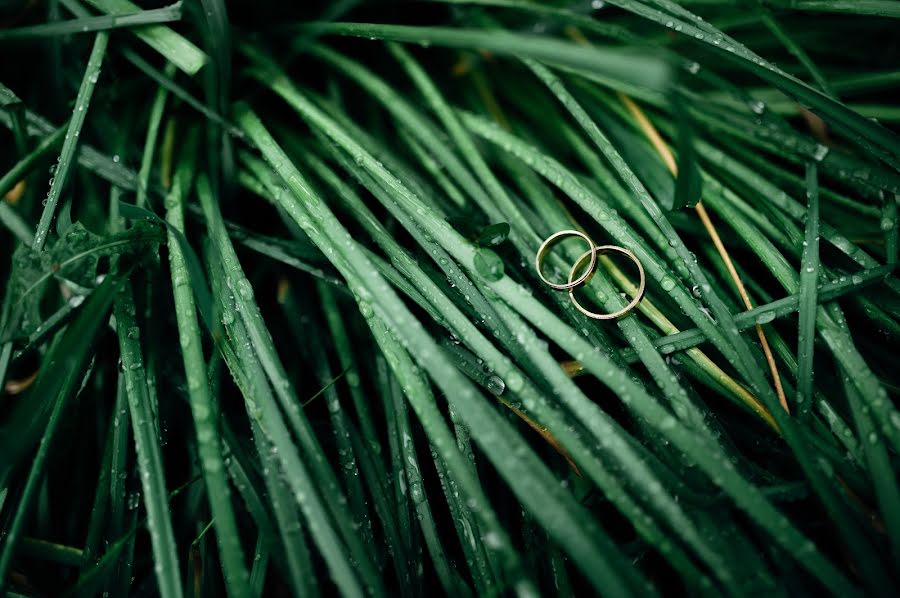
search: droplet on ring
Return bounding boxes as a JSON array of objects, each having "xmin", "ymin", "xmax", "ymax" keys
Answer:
[
  {"xmin": 567, "ymin": 245, "xmax": 646, "ymax": 320},
  {"xmin": 534, "ymin": 230, "xmax": 597, "ymax": 290}
]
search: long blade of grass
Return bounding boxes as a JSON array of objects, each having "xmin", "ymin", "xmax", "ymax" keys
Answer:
[
  {"xmin": 796, "ymin": 163, "xmax": 820, "ymax": 416},
  {"xmin": 254, "ymin": 71, "xmax": 867, "ymax": 592},
  {"xmin": 769, "ymin": 0, "xmax": 900, "ymax": 17},
  {"xmin": 114, "ymin": 281, "xmax": 184, "ymax": 598},
  {"xmin": 237, "ymin": 104, "xmax": 655, "ymax": 596},
  {"xmin": 164, "ymin": 151, "xmax": 251, "ymax": 597},
  {"xmin": 197, "ymin": 175, "xmax": 384, "ymax": 592},
  {"xmin": 839, "ymin": 352, "xmax": 900, "ymax": 572},
  {"xmin": 0, "ymin": 272, "xmax": 124, "ymax": 584},
  {"xmin": 80, "ymin": 0, "xmax": 207, "ymax": 75},
  {"xmin": 33, "ymin": 32, "xmax": 108, "ymax": 251},
  {"xmin": 302, "ymin": 22, "xmax": 671, "ymax": 91},
  {"xmin": 0, "ymin": 2, "xmax": 181, "ymax": 40}
]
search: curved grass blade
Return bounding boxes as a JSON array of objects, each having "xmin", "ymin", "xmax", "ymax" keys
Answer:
[{"xmin": 0, "ymin": 202, "xmax": 32, "ymax": 245}]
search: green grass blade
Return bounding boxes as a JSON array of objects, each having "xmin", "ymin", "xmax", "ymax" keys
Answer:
[
  {"xmin": 840, "ymin": 351, "xmax": 900, "ymax": 572},
  {"xmin": 796, "ymin": 163, "xmax": 820, "ymax": 416},
  {"xmin": 114, "ymin": 282, "xmax": 184, "ymax": 598},
  {"xmin": 300, "ymin": 141, "xmax": 730, "ymax": 589},
  {"xmin": 0, "ymin": 2, "xmax": 181, "ymax": 40},
  {"xmin": 33, "ymin": 32, "xmax": 108, "ymax": 251},
  {"xmin": 106, "ymin": 375, "xmax": 135, "ymax": 597},
  {"xmin": 523, "ymin": 62, "xmax": 777, "ymax": 402},
  {"xmin": 237, "ymin": 104, "xmax": 654, "ymax": 596},
  {"xmin": 165, "ymin": 155, "xmax": 251, "ymax": 597},
  {"xmin": 302, "ymin": 22, "xmax": 671, "ymax": 90},
  {"xmin": 81, "ymin": 0, "xmax": 206, "ymax": 74},
  {"xmin": 771, "ymin": 0, "xmax": 900, "ymax": 17},
  {"xmin": 752, "ymin": 1, "xmax": 835, "ymax": 96},
  {"xmin": 0, "ymin": 123, "xmax": 65, "ymax": 204},
  {"xmin": 216, "ymin": 333, "xmax": 321, "ymax": 598},
  {"xmin": 196, "ymin": 174, "xmax": 384, "ymax": 596},
  {"xmin": 0, "ymin": 330, "xmax": 98, "ymax": 583}
]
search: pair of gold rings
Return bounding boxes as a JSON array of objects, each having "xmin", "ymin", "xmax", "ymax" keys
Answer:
[{"xmin": 535, "ymin": 230, "xmax": 646, "ymax": 320}]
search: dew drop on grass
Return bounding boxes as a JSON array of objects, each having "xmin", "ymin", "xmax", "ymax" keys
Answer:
[
  {"xmin": 659, "ymin": 415, "xmax": 677, "ymax": 430},
  {"xmin": 756, "ymin": 311, "xmax": 776, "ymax": 325},
  {"xmin": 358, "ymin": 301, "xmax": 374, "ymax": 319},
  {"xmin": 504, "ymin": 372, "xmax": 524, "ymax": 393},
  {"xmin": 237, "ymin": 279, "xmax": 254, "ymax": 300},
  {"xmin": 812, "ymin": 144, "xmax": 829, "ymax": 161},
  {"xmin": 484, "ymin": 375, "xmax": 506, "ymax": 396}
]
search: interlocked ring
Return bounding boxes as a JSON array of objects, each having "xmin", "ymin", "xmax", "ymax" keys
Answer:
[
  {"xmin": 534, "ymin": 230, "xmax": 597, "ymax": 290},
  {"xmin": 535, "ymin": 231, "xmax": 646, "ymax": 320},
  {"xmin": 567, "ymin": 246, "xmax": 646, "ymax": 320}
]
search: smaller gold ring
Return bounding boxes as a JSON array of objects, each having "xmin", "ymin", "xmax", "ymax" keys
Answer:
[
  {"xmin": 535, "ymin": 230, "xmax": 597, "ymax": 290},
  {"xmin": 567, "ymin": 246, "xmax": 646, "ymax": 320}
]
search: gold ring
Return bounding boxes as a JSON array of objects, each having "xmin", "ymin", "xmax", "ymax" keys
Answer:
[
  {"xmin": 567, "ymin": 246, "xmax": 646, "ymax": 320},
  {"xmin": 534, "ymin": 230, "xmax": 597, "ymax": 290}
]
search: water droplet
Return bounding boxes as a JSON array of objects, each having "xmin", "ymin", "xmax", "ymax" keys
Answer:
[
  {"xmin": 812, "ymin": 144, "xmax": 829, "ymax": 162},
  {"xmin": 358, "ymin": 301, "xmax": 374, "ymax": 319},
  {"xmin": 756, "ymin": 311, "xmax": 776, "ymax": 325},
  {"xmin": 485, "ymin": 375, "xmax": 506, "ymax": 396}
]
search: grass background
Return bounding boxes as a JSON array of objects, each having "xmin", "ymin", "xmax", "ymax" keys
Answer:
[{"xmin": 0, "ymin": 0, "xmax": 899, "ymax": 596}]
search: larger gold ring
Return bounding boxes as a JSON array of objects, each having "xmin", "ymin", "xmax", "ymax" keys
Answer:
[
  {"xmin": 534, "ymin": 230, "xmax": 597, "ymax": 290},
  {"xmin": 567, "ymin": 246, "xmax": 646, "ymax": 320}
]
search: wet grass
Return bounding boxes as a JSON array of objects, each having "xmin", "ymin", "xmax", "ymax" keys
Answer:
[{"xmin": 0, "ymin": 0, "xmax": 898, "ymax": 595}]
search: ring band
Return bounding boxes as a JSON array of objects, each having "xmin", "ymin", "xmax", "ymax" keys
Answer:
[
  {"xmin": 567, "ymin": 246, "xmax": 646, "ymax": 320},
  {"xmin": 534, "ymin": 230, "xmax": 597, "ymax": 290}
]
